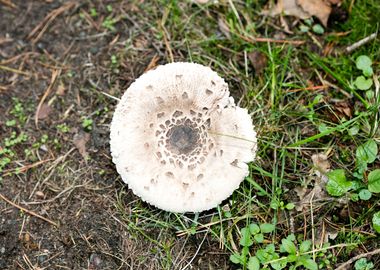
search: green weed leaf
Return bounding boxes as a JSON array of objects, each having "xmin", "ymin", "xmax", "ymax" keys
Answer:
[
  {"xmin": 240, "ymin": 227, "xmax": 253, "ymax": 247},
  {"xmin": 373, "ymin": 211, "xmax": 380, "ymax": 233},
  {"xmin": 280, "ymin": 238, "xmax": 297, "ymax": 254},
  {"xmin": 247, "ymin": 256, "xmax": 260, "ymax": 270},
  {"xmin": 368, "ymin": 169, "xmax": 380, "ymax": 193},
  {"xmin": 260, "ymin": 223, "xmax": 275, "ymax": 233},
  {"xmin": 249, "ymin": 223, "xmax": 260, "ymax": 234},
  {"xmin": 356, "ymin": 55, "xmax": 372, "ymax": 71},
  {"xmin": 326, "ymin": 169, "xmax": 353, "ymax": 196},
  {"xmin": 230, "ymin": 253, "xmax": 243, "ymax": 264},
  {"xmin": 254, "ymin": 233, "xmax": 264, "ymax": 243},
  {"xmin": 354, "ymin": 258, "xmax": 374, "ymax": 270},
  {"xmin": 300, "ymin": 257, "xmax": 318, "ymax": 270},
  {"xmin": 362, "ymin": 66, "xmax": 373, "ymax": 77},
  {"xmin": 312, "ymin": 24, "xmax": 324, "ymax": 35},
  {"xmin": 354, "ymin": 76, "xmax": 373, "ymax": 90},
  {"xmin": 300, "ymin": 240, "xmax": 312, "ymax": 253},
  {"xmin": 356, "ymin": 140, "xmax": 378, "ymax": 164},
  {"xmin": 358, "ymin": 189, "xmax": 372, "ymax": 200}
]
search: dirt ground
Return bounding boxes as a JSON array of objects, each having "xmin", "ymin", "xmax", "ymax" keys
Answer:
[
  {"xmin": 0, "ymin": 1, "xmax": 232, "ymax": 269},
  {"xmin": 2, "ymin": 0, "xmax": 380, "ymax": 269}
]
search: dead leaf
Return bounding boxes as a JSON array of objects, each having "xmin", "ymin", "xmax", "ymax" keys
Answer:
[
  {"xmin": 311, "ymin": 153, "xmax": 330, "ymax": 175},
  {"xmin": 36, "ymin": 103, "xmax": 52, "ymax": 120},
  {"xmin": 295, "ymin": 153, "xmax": 331, "ymax": 211},
  {"xmin": 297, "ymin": 0, "xmax": 331, "ymax": 27},
  {"xmin": 73, "ymin": 132, "xmax": 90, "ymax": 160},
  {"xmin": 248, "ymin": 50, "xmax": 268, "ymax": 75},
  {"xmin": 35, "ymin": 191, "xmax": 45, "ymax": 199},
  {"xmin": 144, "ymin": 55, "xmax": 160, "ymax": 73},
  {"xmin": 265, "ymin": 0, "xmax": 309, "ymax": 20},
  {"xmin": 56, "ymin": 82, "xmax": 65, "ymax": 96},
  {"xmin": 192, "ymin": 0, "xmax": 211, "ymax": 3},
  {"xmin": 265, "ymin": 0, "xmax": 342, "ymax": 27},
  {"xmin": 315, "ymin": 221, "xmax": 338, "ymax": 245},
  {"xmin": 218, "ymin": 17, "xmax": 231, "ymax": 39},
  {"xmin": 295, "ymin": 183, "xmax": 324, "ymax": 211},
  {"xmin": 333, "ymin": 101, "xmax": 352, "ymax": 119}
]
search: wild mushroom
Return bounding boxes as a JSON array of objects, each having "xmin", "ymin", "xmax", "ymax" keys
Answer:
[{"xmin": 110, "ymin": 62, "xmax": 257, "ymax": 213}]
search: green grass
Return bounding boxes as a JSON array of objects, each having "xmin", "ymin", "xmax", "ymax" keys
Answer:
[{"xmin": 102, "ymin": 0, "xmax": 380, "ymax": 268}]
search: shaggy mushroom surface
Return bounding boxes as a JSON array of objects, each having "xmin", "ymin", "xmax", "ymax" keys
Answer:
[{"xmin": 110, "ymin": 62, "xmax": 257, "ymax": 213}]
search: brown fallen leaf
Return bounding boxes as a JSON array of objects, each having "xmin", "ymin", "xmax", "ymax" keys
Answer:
[
  {"xmin": 295, "ymin": 153, "xmax": 330, "ymax": 211},
  {"xmin": 248, "ymin": 50, "xmax": 268, "ymax": 75},
  {"xmin": 56, "ymin": 82, "xmax": 65, "ymax": 96},
  {"xmin": 73, "ymin": 132, "xmax": 90, "ymax": 160},
  {"xmin": 265, "ymin": 0, "xmax": 342, "ymax": 27},
  {"xmin": 315, "ymin": 220, "xmax": 338, "ymax": 245},
  {"xmin": 330, "ymin": 100, "xmax": 353, "ymax": 122},
  {"xmin": 297, "ymin": 0, "xmax": 331, "ymax": 26},
  {"xmin": 311, "ymin": 153, "xmax": 330, "ymax": 175},
  {"xmin": 192, "ymin": 0, "xmax": 211, "ymax": 3},
  {"xmin": 36, "ymin": 103, "xmax": 52, "ymax": 120},
  {"xmin": 218, "ymin": 17, "xmax": 231, "ymax": 39},
  {"xmin": 265, "ymin": 0, "xmax": 309, "ymax": 20},
  {"xmin": 144, "ymin": 55, "xmax": 160, "ymax": 73}
]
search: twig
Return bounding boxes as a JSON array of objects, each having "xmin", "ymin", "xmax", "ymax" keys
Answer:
[
  {"xmin": 0, "ymin": 193, "xmax": 58, "ymax": 227},
  {"xmin": 310, "ymin": 192, "xmax": 316, "ymax": 261},
  {"xmin": 35, "ymin": 69, "xmax": 61, "ymax": 128},
  {"xmin": 0, "ymin": 64, "xmax": 31, "ymax": 76},
  {"xmin": 336, "ymin": 248, "xmax": 380, "ymax": 270},
  {"xmin": 345, "ymin": 32, "xmax": 377, "ymax": 53},
  {"xmin": 27, "ymin": 2, "xmax": 76, "ymax": 44},
  {"xmin": 181, "ymin": 231, "xmax": 208, "ymax": 270},
  {"xmin": 161, "ymin": 25, "xmax": 174, "ymax": 62},
  {"xmin": 1, "ymin": 158, "xmax": 53, "ymax": 176},
  {"xmin": 238, "ymin": 33, "xmax": 305, "ymax": 45},
  {"xmin": 287, "ymin": 85, "xmax": 328, "ymax": 93},
  {"xmin": 0, "ymin": 0, "xmax": 16, "ymax": 8}
]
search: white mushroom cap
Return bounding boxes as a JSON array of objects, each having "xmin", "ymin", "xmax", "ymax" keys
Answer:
[{"xmin": 110, "ymin": 62, "xmax": 257, "ymax": 213}]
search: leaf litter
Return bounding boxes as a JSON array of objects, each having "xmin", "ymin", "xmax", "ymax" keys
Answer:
[
  {"xmin": 264, "ymin": 0, "xmax": 342, "ymax": 27},
  {"xmin": 295, "ymin": 153, "xmax": 331, "ymax": 212}
]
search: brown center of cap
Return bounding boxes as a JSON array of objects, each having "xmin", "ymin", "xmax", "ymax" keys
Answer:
[{"xmin": 168, "ymin": 125, "xmax": 199, "ymax": 154}]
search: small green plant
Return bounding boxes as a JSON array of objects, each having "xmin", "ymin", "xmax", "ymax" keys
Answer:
[
  {"xmin": 0, "ymin": 132, "xmax": 28, "ymax": 182},
  {"xmin": 10, "ymin": 97, "xmax": 27, "ymax": 124},
  {"xmin": 230, "ymin": 224, "xmax": 318, "ymax": 270},
  {"xmin": 354, "ymin": 258, "xmax": 374, "ymax": 270},
  {"xmin": 373, "ymin": 211, "xmax": 380, "ymax": 234},
  {"xmin": 270, "ymin": 199, "xmax": 295, "ymax": 211},
  {"xmin": 230, "ymin": 223, "xmax": 275, "ymax": 266},
  {"xmin": 56, "ymin": 123, "xmax": 70, "ymax": 133},
  {"xmin": 326, "ymin": 140, "xmax": 379, "ymax": 199},
  {"xmin": 354, "ymin": 55, "xmax": 373, "ymax": 96},
  {"xmin": 102, "ymin": 16, "xmax": 116, "ymax": 31},
  {"xmin": 82, "ymin": 118, "xmax": 93, "ymax": 131},
  {"xmin": 326, "ymin": 139, "xmax": 380, "ymax": 234},
  {"xmin": 89, "ymin": 7, "xmax": 97, "ymax": 17},
  {"xmin": 355, "ymin": 139, "xmax": 378, "ymax": 177},
  {"xmin": 299, "ymin": 19, "xmax": 324, "ymax": 35}
]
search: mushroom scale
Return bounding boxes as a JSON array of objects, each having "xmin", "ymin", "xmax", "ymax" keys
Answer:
[{"xmin": 110, "ymin": 62, "xmax": 257, "ymax": 213}]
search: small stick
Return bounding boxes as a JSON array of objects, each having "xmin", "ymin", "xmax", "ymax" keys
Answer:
[
  {"xmin": 336, "ymin": 248, "xmax": 380, "ymax": 270},
  {"xmin": 35, "ymin": 69, "xmax": 61, "ymax": 128},
  {"xmin": 345, "ymin": 32, "xmax": 377, "ymax": 53},
  {"xmin": 310, "ymin": 192, "xmax": 316, "ymax": 261},
  {"xmin": 238, "ymin": 33, "xmax": 305, "ymax": 45},
  {"xmin": 0, "ymin": 0, "xmax": 16, "ymax": 8},
  {"xmin": 0, "ymin": 64, "xmax": 31, "ymax": 76},
  {"xmin": 0, "ymin": 193, "xmax": 58, "ymax": 227},
  {"xmin": 1, "ymin": 158, "xmax": 53, "ymax": 176},
  {"xmin": 287, "ymin": 85, "xmax": 328, "ymax": 93},
  {"xmin": 27, "ymin": 2, "xmax": 76, "ymax": 44}
]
